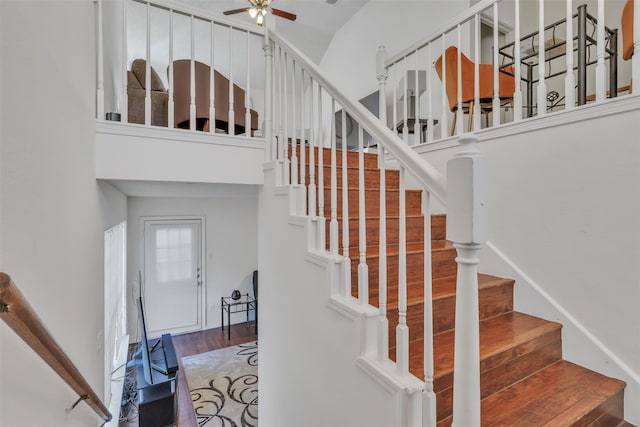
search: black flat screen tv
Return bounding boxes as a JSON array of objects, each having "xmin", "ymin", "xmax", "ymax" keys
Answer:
[{"xmin": 136, "ymin": 296, "xmax": 154, "ymax": 385}]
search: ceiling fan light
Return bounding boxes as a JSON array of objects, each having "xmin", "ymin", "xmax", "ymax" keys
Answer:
[
  {"xmin": 261, "ymin": 8, "xmax": 267, "ymax": 16},
  {"xmin": 256, "ymin": 13, "xmax": 264, "ymax": 25},
  {"xmin": 248, "ymin": 7, "xmax": 258, "ymax": 18}
]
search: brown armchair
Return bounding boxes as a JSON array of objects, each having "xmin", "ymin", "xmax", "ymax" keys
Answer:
[
  {"xmin": 172, "ymin": 59, "xmax": 259, "ymax": 134},
  {"xmin": 435, "ymin": 46, "xmax": 515, "ymax": 135},
  {"xmin": 127, "ymin": 59, "xmax": 169, "ymax": 127}
]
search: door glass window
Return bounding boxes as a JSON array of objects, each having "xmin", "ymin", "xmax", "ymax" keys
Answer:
[{"xmin": 155, "ymin": 227, "xmax": 194, "ymax": 283}]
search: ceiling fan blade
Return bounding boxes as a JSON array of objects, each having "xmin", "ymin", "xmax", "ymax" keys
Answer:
[
  {"xmin": 271, "ymin": 8, "xmax": 297, "ymax": 21},
  {"xmin": 223, "ymin": 7, "xmax": 250, "ymax": 16}
]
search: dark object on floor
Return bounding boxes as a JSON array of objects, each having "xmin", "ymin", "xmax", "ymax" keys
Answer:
[{"xmin": 252, "ymin": 270, "xmax": 258, "ymax": 301}]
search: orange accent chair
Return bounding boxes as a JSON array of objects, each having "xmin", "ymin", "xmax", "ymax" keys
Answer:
[
  {"xmin": 622, "ymin": 0, "xmax": 634, "ymax": 61},
  {"xmin": 435, "ymin": 46, "xmax": 515, "ymax": 135}
]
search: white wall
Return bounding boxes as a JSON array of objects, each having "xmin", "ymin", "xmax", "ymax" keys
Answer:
[
  {"xmin": 318, "ymin": 0, "xmax": 470, "ymax": 140},
  {"xmin": 320, "ymin": 0, "xmax": 471, "ymax": 102},
  {"xmin": 126, "ymin": 194, "xmax": 259, "ymax": 339},
  {"xmin": 0, "ymin": 1, "xmax": 128, "ymax": 426},
  {"xmin": 259, "ymin": 168, "xmax": 406, "ymax": 427},
  {"xmin": 96, "ymin": 125, "xmax": 266, "ymax": 185},
  {"xmin": 415, "ymin": 103, "xmax": 640, "ymax": 424}
]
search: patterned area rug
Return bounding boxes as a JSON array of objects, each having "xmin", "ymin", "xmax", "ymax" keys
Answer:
[{"xmin": 181, "ymin": 342, "xmax": 258, "ymax": 427}]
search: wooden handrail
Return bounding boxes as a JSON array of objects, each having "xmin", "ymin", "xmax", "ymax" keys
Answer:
[{"xmin": 0, "ymin": 273, "xmax": 112, "ymax": 422}]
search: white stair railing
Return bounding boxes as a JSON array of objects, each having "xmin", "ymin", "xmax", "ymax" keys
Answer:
[
  {"xmin": 266, "ymin": 24, "xmax": 453, "ymax": 427},
  {"xmin": 267, "ymin": 26, "xmax": 492, "ymax": 427},
  {"xmin": 379, "ymin": 0, "xmax": 626, "ymax": 143}
]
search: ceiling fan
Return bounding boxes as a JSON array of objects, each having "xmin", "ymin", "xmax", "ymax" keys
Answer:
[{"xmin": 223, "ymin": 0, "xmax": 297, "ymax": 26}]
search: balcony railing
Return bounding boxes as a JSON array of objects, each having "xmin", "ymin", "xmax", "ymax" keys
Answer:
[
  {"xmin": 96, "ymin": 0, "xmax": 266, "ymax": 139},
  {"xmin": 379, "ymin": 0, "xmax": 640, "ymax": 146}
]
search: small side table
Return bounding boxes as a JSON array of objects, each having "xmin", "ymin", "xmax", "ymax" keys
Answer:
[{"xmin": 221, "ymin": 294, "xmax": 257, "ymax": 340}]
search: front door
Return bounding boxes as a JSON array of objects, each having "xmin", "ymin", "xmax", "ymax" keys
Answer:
[{"xmin": 143, "ymin": 218, "xmax": 203, "ymax": 336}]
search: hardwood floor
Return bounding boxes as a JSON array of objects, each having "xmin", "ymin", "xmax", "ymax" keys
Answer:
[
  {"xmin": 174, "ymin": 323, "xmax": 258, "ymax": 427},
  {"xmin": 120, "ymin": 323, "xmax": 257, "ymax": 427}
]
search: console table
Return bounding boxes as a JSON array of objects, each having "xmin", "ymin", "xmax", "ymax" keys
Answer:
[{"xmin": 221, "ymin": 293, "xmax": 257, "ymax": 340}]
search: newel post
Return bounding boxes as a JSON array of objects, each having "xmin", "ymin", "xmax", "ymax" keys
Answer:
[
  {"xmin": 447, "ymin": 133, "xmax": 488, "ymax": 427},
  {"xmin": 263, "ymin": 24, "xmax": 274, "ymax": 162}
]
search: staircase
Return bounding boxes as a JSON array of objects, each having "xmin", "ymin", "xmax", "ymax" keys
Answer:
[{"xmin": 302, "ymin": 144, "xmax": 633, "ymax": 426}]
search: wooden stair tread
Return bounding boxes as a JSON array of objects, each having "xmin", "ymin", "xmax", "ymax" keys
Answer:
[
  {"xmin": 339, "ymin": 237, "xmax": 449, "ymax": 256},
  {"xmin": 390, "ymin": 311, "xmax": 562, "ymax": 379},
  {"xmin": 352, "ymin": 241, "xmax": 454, "ymax": 259},
  {"xmin": 337, "ymin": 213, "xmax": 426, "ymax": 221},
  {"xmin": 480, "ymin": 360, "xmax": 626, "ymax": 426},
  {"xmin": 435, "ymin": 361, "xmax": 627, "ymax": 426},
  {"xmin": 374, "ymin": 274, "xmax": 514, "ymax": 309}
]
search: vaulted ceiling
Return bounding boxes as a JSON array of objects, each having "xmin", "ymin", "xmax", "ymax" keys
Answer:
[{"xmin": 177, "ymin": 0, "xmax": 368, "ymax": 63}]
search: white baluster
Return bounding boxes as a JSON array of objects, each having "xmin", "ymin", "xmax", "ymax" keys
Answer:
[
  {"xmin": 168, "ymin": 10, "xmax": 175, "ymax": 128},
  {"xmin": 272, "ymin": 46, "xmax": 276, "ymax": 161},
  {"xmin": 427, "ymin": 42, "xmax": 434, "ymax": 142},
  {"xmin": 96, "ymin": 0, "xmax": 104, "ymax": 120},
  {"xmin": 121, "ymin": 0, "xmax": 128, "ymax": 122},
  {"xmin": 402, "ymin": 56, "xmax": 409, "ymax": 144},
  {"xmin": 262, "ymin": 28, "xmax": 273, "ymax": 161},
  {"xmin": 279, "ymin": 46, "xmax": 284, "ymax": 163},
  {"xmin": 376, "ymin": 46, "xmax": 388, "ymax": 131},
  {"xmin": 330, "ymin": 98, "xmax": 339, "ymax": 256},
  {"xmin": 440, "ymin": 35, "xmax": 449, "ymax": 138},
  {"xmin": 145, "ymin": 3, "xmax": 151, "ymax": 126},
  {"xmin": 341, "ymin": 108, "xmax": 351, "ymax": 298},
  {"xmin": 189, "ymin": 15, "xmax": 196, "ymax": 130},
  {"xmin": 537, "ymin": 0, "xmax": 547, "ymax": 116},
  {"xmin": 209, "ymin": 21, "xmax": 216, "ymax": 134},
  {"xmin": 317, "ymin": 86, "xmax": 326, "ymax": 251},
  {"xmin": 291, "ymin": 60, "xmax": 298, "ymax": 186},
  {"xmin": 308, "ymin": 77, "xmax": 317, "ymax": 218},
  {"xmin": 595, "ymin": 0, "xmax": 606, "ymax": 102},
  {"xmin": 283, "ymin": 52, "xmax": 289, "ymax": 183},
  {"xmin": 358, "ymin": 125, "xmax": 368, "ymax": 306},
  {"xmin": 393, "ymin": 64, "xmax": 398, "ymax": 137},
  {"xmin": 633, "ymin": 0, "xmax": 640, "ymax": 86},
  {"xmin": 448, "ymin": 133, "xmax": 487, "ymax": 427},
  {"xmin": 228, "ymin": 26, "xmax": 235, "ymax": 136},
  {"xmin": 473, "ymin": 14, "xmax": 481, "ymax": 131},
  {"xmin": 456, "ymin": 25, "xmax": 463, "ymax": 135},
  {"xmin": 422, "ymin": 190, "xmax": 436, "ymax": 427},
  {"xmin": 245, "ymin": 31, "xmax": 252, "ymax": 136},
  {"xmin": 513, "ymin": 0, "xmax": 523, "ymax": 121},
  {"xmin": 300, "ymin": 68, "xmax": 306, "ymax": 213},
  {"xmin": 377, "ymin": 145, "xmax": 388, "ymax": 362},
  {"xmin": 564, "ymin": 0, "xmax": 575, "ymax": 110},
  {"xmin": 396, "ymin": 165, "xmax": 408, "ymax": 376},
  {"xmin": 492, "ymin": 2, "xmax": 501, "ymax": 126},
  {"xmin": 271, "ymin": 43, "xmax": 278, "ymax": 159},
  {"xmin": 414, "ymin": 50, "xmax": 420, "ymax": 144}
]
